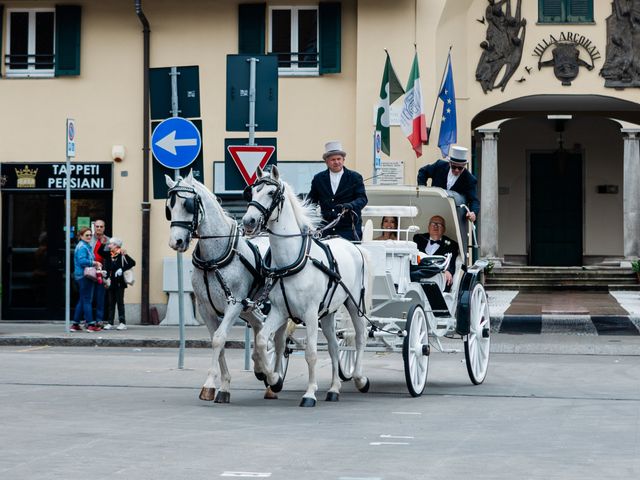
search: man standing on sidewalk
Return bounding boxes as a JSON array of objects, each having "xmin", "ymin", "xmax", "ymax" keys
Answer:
[{"xmin": 91, "ymin": 219, "xmax": 110, "ymax": 327}]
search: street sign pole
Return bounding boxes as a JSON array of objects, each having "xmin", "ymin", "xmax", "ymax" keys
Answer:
[
  {"xmin": 247, "ymin": 57, "xmax": 258, "ymax": 147},
  {"xmin": 65, "ymin": 119, "xmax": 76, "ymax": 333},
  {"xmin": 170, "ymin": 66, "xmax": 187, "ymax": 370},
  {"xmin": 244, "ymin": 56, "xmax": 259, "ymax": 370}
]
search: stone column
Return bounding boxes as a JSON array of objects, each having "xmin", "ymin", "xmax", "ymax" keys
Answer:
[
  {"xmin": 622, "ymin": 128, "xmax": 640, "ymax": 260},
  {"xmin": 476, "ymin": 127, "xmax": 501, "ymax": 264}
]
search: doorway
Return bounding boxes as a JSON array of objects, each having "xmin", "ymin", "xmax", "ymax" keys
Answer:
[
  {"xmin": 2, "ymin": 192, "xmax": 111, "ymax": 320},
  {"xmin": 529, "ymin": 151, "xmax": 583, "ymax": 266}
]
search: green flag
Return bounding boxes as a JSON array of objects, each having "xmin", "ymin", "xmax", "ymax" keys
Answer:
[{"xmin": 375, "ymin": 52, "xmax": 405, "ymax": 156}]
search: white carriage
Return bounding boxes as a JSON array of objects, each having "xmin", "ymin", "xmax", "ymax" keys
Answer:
[{"xmin": 336, "ymin": 186, "xmax": 491, "ymax": 397}]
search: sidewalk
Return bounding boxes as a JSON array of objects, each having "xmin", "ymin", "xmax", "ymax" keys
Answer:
[{"xmin": 1, "ymin": 290, "xmax": 638, "ymax": 351}]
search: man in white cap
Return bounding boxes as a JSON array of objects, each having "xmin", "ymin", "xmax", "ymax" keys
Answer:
[
  {"xmin": 416, "ymin": 145, "xmax": 479, "ymax": 222},
  {"xmin": 307, "ymin": 141, "xmax": 368, "ymax": 241}
]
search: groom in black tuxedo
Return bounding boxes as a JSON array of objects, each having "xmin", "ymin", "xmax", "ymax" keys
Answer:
[{"xmin": 413, "ymin": 215, "xmax": 459, "ymax": 288}]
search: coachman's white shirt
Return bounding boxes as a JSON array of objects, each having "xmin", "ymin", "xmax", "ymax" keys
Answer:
[{"xmin": 329, "ymin": 169, "xmax": 344, "ymax": 194}]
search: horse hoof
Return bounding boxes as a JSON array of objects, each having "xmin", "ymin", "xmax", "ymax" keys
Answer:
[
  {"xmin": 299, "ymin": 397, "xmax": 316, "ymax": 407},
  {"xmin": 325, "ymin": 391, "xmax": 340, "ymax": 402},
  {"xmin": 270, "ymin": 376, "xmax": 284, "ymax": 393},
  {"xmin": 255, "ymin": 371, "xmax": 266, "ymax": 382},
  {"xmin": 214, "ymin": 391, "xmax": 231, "ymax": 404},
  {"xmin": 264, "ymin": 387, "xmax": 278, "ymax": 400},
  {"xmin": 357, "ymin": 378, "xmax": 371, "ymax": 393},
  {"xmin": 199, "ymin": 387, "xmax": 216, "ymax": 401}
]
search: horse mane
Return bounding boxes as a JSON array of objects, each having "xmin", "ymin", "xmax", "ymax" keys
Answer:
[
  {"xmin": 280, "ymin": 178, "xmax": 323, "ymax": 231},
  {"xmin": 189, "ymin": 176, "xmax": 234, "ymax": 226}
]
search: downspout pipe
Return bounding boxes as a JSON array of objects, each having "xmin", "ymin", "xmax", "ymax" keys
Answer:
[{"xmin": 135, "ymin": 0, "xmax": 151, "ymax": 324}]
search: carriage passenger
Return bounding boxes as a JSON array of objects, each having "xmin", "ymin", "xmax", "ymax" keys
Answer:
[
  {"xmin": 375, "ymin": 216, "xmax": 398, "ymax": 241},
  {"xmin": 307, "ymin": 141, "xmax": 368, "ymax": 241},
  {"xmin": 413, "ymin": 215, "xmax": 459, "ymax": 291}
]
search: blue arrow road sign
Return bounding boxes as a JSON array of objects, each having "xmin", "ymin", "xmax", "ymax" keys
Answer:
[{"xmin": 151, "ymin": 117, "xmax": 202, "ymax": 169}]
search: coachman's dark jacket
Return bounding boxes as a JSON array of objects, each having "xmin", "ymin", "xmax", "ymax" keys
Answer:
[
  {"xmin": 308, "ymin": 167, "xmax": 368, "ymax": 241},
  {"xmin": 417, "ymin": 160, "xmax": 480, "ymax": 216}
]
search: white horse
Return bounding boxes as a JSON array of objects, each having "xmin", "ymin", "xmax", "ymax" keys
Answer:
[
  {"xmin": 165, "ymin": 172, "xmax": 278, "ymax": 404},
  {"xmin": 242, "ymin": 166, "xmax": 371, "ymax": 407}
]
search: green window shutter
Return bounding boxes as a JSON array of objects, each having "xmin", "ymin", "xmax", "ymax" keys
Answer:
[
  {"xmin": 0, "ymin": 5, "xmax": 4, "ymax": 78},
  {"xmin": 566, "ymin": 0, "xmax": 593, "ymax": 22},
  {"xmin": 319, "ymin": 2, "xmax": 341, "ymax": 74},
  {"xmin": 539, "ymin": 0, "xmax": 564, "ymax": 23},
  {"xmin": 55, "ymin": 5, "xmax": 81, "ymax": 76},
  {"xmin": 238, "ymin": 3, "xmax": 266, "ymax": 54}
]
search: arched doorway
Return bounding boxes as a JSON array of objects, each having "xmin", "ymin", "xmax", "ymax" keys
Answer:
[{"xmin": 472, "ymin": 94, "xmax": 640, "ymax": 266}]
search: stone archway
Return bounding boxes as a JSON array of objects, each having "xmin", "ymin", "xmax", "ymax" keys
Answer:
[{"xmin": 472, "ymin": 94, "xmax": 640, "ymax": 266}]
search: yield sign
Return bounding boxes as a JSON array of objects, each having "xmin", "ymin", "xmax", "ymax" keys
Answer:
[{"xmin": 227, "ymin": 145, "xmax": 276, "ymax": 185}]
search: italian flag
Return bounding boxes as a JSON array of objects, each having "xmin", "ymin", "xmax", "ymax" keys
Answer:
[{"xmin": 400, "ymin": 52, "xmax": 428, "ymax": 157}]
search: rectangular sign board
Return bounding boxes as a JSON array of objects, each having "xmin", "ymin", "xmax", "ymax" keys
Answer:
[{"xmin": 226, "ymin": 55, "xmax": 278, "ymax": 132}]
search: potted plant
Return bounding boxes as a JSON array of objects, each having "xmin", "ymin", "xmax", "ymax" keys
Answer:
[{"xmin": 632, "ymin": 260, "xmax": 640, "ymax": 282}]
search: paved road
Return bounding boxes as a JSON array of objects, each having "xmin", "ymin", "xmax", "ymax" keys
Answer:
[{"xmin": 1, "ymin": 345, "xmax": 639, "ymax": 480}]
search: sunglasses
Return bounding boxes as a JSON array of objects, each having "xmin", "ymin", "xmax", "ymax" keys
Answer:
[{"xmin": 450, "ymin": 164, "xmax": 465, "ymax": 171}]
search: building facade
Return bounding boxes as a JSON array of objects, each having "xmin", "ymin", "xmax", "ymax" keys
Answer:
[{"xmin": 1, "ymin": 0, "xmax": 638, "ymax": 321}]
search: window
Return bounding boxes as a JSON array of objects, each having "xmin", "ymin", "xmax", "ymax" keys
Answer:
[
  {"xmin": 538, "ymin": 0, "xmax": 593, "ymax": 23},
  {"xmin": 269, "ymin": 6, "xmax": 319, "ymax": 75},
  {"xmin": 238, "ymin": 3, "xmax": 341, "ymax": 75},
  {"xmin": 4, "ymin": 6, "xmax": 81, "ymax": 78}
]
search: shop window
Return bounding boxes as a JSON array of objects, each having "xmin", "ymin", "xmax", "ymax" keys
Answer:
[
  {"xmin": 538, "ymin": 0, "xmax": 593, "ymax": 23},
  {"xmin": 4, "ymin": 5, "xmax": 81, "ymax": 78},
  {"xmin": 238, "ymin": 3, "xmax": 341, "ymax": 75}
]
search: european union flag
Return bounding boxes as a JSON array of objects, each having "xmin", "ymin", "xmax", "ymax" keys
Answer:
[{"xmin": 438, "ymin": 54, "xmax": 457, "ymax": 158}]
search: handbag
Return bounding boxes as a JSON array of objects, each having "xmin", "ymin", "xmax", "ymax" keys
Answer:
[
  {"xmin": 122, "ymin": 256, "xmax": 135, "ymax": 286},
  {"xmin": 83, "ymin": 266, "xmax": 99, "ymax": 282}
]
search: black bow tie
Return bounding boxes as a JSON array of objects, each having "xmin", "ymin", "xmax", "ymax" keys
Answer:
[{"xmin": 429, "ymin": 239, "xmax": 442, "ymax": 246}]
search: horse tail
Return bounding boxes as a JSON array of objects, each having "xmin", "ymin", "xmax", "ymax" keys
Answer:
[{"xmin": 356, "ymin": 246, "xmax": 374, "ymax": 315}]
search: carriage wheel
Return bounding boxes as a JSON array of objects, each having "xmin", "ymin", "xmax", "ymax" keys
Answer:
[
  {"xmin": 267, "ymin": 335, "xmax": 290, "ymax": 383},
  {"xmin": 336, "ymin": 306, "xmax": 356, "ymax": 381},
  {"xmin": 402, "ymin": 304, "xmax": 429, "ymax": 397},
  {"xmin": 464, "ymin": 283, "xmax": 491, "ymax": 385}
]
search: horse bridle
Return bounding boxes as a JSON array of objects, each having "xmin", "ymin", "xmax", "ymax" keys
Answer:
[
  {"xmin": 243, "ymin": 176, "xmax": 286, "ymax": 231},
  {"xmin": 166, "ymin": 181, "xmax": 203, "ymax": 236}
]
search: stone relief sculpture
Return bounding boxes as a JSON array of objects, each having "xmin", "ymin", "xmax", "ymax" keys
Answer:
[
  {"xmin": 600, "ymin": 0, "xmax": 640, "ymax": 87},
  {"xmin": 475, "ymin": 0, "xmax": 527, "ymax": 93}
]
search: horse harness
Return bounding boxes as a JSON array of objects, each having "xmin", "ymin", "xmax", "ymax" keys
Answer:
[{"xmin": 167, "ymin": 181, "xmax": 263, "ymax": 318}]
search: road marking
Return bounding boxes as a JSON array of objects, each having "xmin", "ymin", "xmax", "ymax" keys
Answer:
[
  {"xmin": 391, "ymin": 411, "xmax": 421, "ymax": 415},
  {"xmin": 370, "ymin": 441, "xmax": 410, "ymax": 446},
  {"xmin": 380, "ymin": 434, "xmax": 414, "ymax": 439},
  {"xmin": 338, "ymin": 477, "xmax": 382, "ymax": 480},
  {"xmin": 17, "ymin": 346, "xmax": 50, "ymax": 353},
  {"xmin": 221, "ymin": 472, "xmax": 271, "ymax": 478}
]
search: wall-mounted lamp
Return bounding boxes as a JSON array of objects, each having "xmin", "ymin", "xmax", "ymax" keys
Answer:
[{"xmin": 112, "ymin": 145, "xmax": 126, "ymax": 162}]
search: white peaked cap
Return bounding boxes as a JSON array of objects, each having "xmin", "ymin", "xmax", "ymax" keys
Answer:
[{"xmin": 449, "ymin": 145, "xmax": 469, "ymax": 163}]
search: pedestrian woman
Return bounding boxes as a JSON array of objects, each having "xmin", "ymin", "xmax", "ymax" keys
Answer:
[
  {"xmin": 103, "ymin": 237, "xmax": 136, "ymax": 330},
  {"xmin": 72, "ymin": 227, "xmax": 102, "ymax": 332}
]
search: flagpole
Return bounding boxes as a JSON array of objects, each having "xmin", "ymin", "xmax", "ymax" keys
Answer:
[{"xmin": 427, "ymin": 46, "xmax": 453, "ymax": 138}]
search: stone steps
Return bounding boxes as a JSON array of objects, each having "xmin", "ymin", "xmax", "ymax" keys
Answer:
[{"xmin": 485, "ymin": 266, "xmax": 640, "ymax": 291}]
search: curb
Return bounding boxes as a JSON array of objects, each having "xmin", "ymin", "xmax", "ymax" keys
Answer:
[
  {"xmin": 491, "ymin": 314, "xmax": 640, "ymax": 336},
  {"xmin": 0, "ymin": 337, "xmax": 244, "ymax": 349}
]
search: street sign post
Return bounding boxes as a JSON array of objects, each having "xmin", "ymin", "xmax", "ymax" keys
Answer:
[
  {"xmin": 151, "ymin": 117, "xmax": 201, "ymax": 169},
  {"xmin": 227, "ymin": 145, "xmax": 275, "ymax": 185},
  {"xmin": 65, "ymin": 119, "xmax": 75, "ymax": 333}
]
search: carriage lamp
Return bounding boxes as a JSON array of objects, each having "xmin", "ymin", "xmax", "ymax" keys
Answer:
[{"xmin": 112, "ymin": 145, "xmax": 126, "ymax": 162}]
